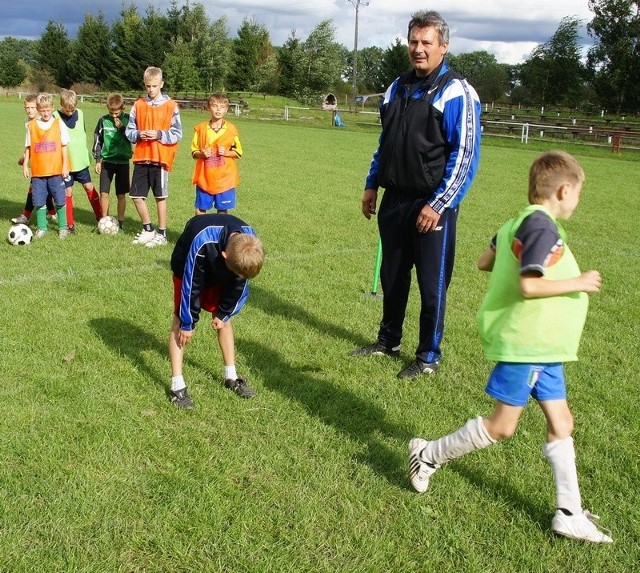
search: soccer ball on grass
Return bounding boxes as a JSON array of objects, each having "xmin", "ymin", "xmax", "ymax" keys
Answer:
[
  {"xmin": 97, "ymin": 216, "xmax": 119, "ymax": 235},
  {"xmin": 7, "ymin": 224, "xmax": 33, "ymax": 246}
]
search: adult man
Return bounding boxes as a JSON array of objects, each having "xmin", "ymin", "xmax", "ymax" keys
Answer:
[{"xmin": 351, "ymin": 10, "xmax": 481, "ymax": 379}]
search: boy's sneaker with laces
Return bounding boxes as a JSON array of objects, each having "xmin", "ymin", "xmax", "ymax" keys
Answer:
[
  {"xmin": 397, "ymin": 359, "xmax": 439, "ymax": 379},
  {"xmin": 551, "ymin": 509, "xmax": 613, "ymax": 543},
  {"xmin": 224, "ymin": 376, "xmax": 256, "ymax": 399},
  {"xmin": 34, "ymin": 229, "xmax": 47, "ymax": 238},
  {"xmin": 11, "ymin": 214, "xmax": 29, "ymax": 225},
  {"xmin": 408, "ymin": 438, "xmax": 440, "ymax": 493},
  {"xmin": 132, "ymin": 229, "xmax": 156, "ymax": 245},
  {"xmin": 169, "ymin": 387, "xmax": 194, "ymax": 409},
  {"xmin": 145, "ymin": 233, "xmax": 168, "ymax": 248},
  {"xmin": 349, "ymin": 341, "xmax": 400, "ymax": 357},
  {"xmin": 58, "ymin": 228, "xmax": 69, "ymax": 239}
]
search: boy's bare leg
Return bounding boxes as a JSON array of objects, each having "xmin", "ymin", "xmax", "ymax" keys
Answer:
[
  {"xmin": 483, "ymin": 401, "xmax": 524, "ymax": 441},
  {"xmin": 168, "ymin": 315, "xmax": 185, "ymax": 377},
  {"xmin": 133, "ymin": 197, "xmax": 152, "ymax": 225},
  {"xmin": 156, "ymin": 197, "xmax": 167, "ymax": 229},
  {"xmin": 216, "ymin": 320, "xmax": 235, "ymax": 367},
  {"xmin": 100, "ymin": 192, "xmax": 110, "ymax": 218},
  {"xmin": 117, "ymin": 194, "xmax": 126, "ymax": 223}
]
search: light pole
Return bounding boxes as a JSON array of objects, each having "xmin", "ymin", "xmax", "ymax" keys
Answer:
[{"xmin": 348, "ymin": 0, "xmax": 369, "ymax": 110}]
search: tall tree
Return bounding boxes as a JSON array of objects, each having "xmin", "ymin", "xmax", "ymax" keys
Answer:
[
  {"xmin": 70, "ymin": 12, "xmax": 112, "ymax": 87},
  {"xmin": 229, "ymin": 18, "xmax": 273, "ymax": 91},
  {"xmin": 108, "ymin": 4, "xmax": 146, "ymax": 91},
  {"xmin": 299, "ymin": 20, "xmax": 343, "ymax": 103},
  {"xmin": 587, "ymin": 0, "xmax": 640, "ymax": 113},
  {"xmin": 380, "ymin": 38, "xmax": 410, "ymax": 87},
  {"xmin": 519, "ymin": 16, "xmax": 585, "ymax": 107},
  {"xmin": 277, "ymin": 31, "xmax": 305, "ymax": 99},
  {"xmin": 0, "ymin": 38, "xmax": 27, "ymax": 88},
  {"xmin": 358, "ymin": 46, "xmax": 386, "ymax": 93},
  {"xmin": 37, "ymin": 20, "xmax": 72, "ymax": 87},
  {"xmin": 142, "ymin": 5, "xmax": 170, "ymax": 69},
  {"xmin": 449, "ymin": 51, "xmax": 508, "ymax": 103},
  {"xmin": 163, "ymin": 37, "xmax": 199, "ymax": 93}
]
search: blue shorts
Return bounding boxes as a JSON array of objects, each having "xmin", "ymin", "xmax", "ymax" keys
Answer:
[
  {"xmin": 31, "ymin": 176, "xmax": 66, "ymax": 208},
  {"xmin": 64, "ymin": 167, "xmax": 92, "ymax": 187},
  {"xmin": 485, "ymin": 362, "xmax": 566, "ymax": 407},
  {"xmin": 195, "ymin": 186, "xmax": 236, "ymax": 211}
]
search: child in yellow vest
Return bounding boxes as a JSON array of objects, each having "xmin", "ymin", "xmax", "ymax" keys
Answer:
[{"xmin": 191, "ymin": 93, "xmax": 242, "ymax": 215}]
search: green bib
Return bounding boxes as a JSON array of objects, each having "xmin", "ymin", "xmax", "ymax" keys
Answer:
[{"xmin": 477, "ymin": 205, "xmax": 588, "ymax": 362}]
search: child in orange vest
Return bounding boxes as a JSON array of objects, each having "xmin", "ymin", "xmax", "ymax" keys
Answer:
[
  {"xmin": 125, "ymin": 66, "xmax": 182, "ymax": 248},
  {"xmin": 191, "ymin": 93, "xmax": 242, "ymax": 215},
  {"xmin": 22, "ymin": 93, "xmax": 70, "ymax": 239}
]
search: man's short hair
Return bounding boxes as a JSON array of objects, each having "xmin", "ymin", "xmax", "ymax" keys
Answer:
[
  {"xmin": 529, "ymin": 151, "xmax": 585, "ymax": 204},
  {"xmin": 107, "ymin": 93, "xmax": 125, "ymax": 111},
  {"xmin": 407, "ymin": 10, "xmax": 449, "ymax": 45},
  {"xmin": 225, "ymin": 233, "xmax": 265, "ymax": 279}
]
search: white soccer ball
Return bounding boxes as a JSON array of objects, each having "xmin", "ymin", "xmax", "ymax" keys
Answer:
[
  {"xmin": 97, "ymin": 216, "xmax": 119, "ymax": 235},
  {"xmin": 7, "ymin": 223, "xmax": 33, "ymax": 246}
]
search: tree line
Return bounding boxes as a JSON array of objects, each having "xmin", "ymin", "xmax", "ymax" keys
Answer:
[{"xmin": 0, "ymin": 0, "xmax": 638, "ymax": 114}]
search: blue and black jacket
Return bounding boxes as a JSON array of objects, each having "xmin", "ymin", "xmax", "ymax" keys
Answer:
[
  {"xmin": 365, "ymin": 60, "xmax": 481, "ymax": 213},
  {"xmin": 171, "ymin": 214, "xmax": 256, "ymax": 331}
]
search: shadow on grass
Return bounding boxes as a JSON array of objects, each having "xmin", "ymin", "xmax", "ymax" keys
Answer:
[
  {"xmin": 250, "ymin": 284, "xmax": 371, "ymax": 348},
  {"xmin": 239, "ymin": 338, "xmax": 409, "ymax": 489}
]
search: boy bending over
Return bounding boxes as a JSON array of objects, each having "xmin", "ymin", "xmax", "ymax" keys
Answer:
[{"xmin": 168, "ymin": 214, "xmax": 264, "ymax": 409}]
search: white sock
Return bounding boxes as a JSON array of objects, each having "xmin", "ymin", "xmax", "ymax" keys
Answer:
[
  {"xmin": 224, "ymin": 365, "xmax": 237, "ymax": 380},
  {"xmin": 171, "ymin": 375, "xmax": 186, "ymax": 392},
  {"xmin": 542, "ymin": 437, "xmax": 582, "ymax": 515},
  {"xmin": 423, "ymin": 417, "xmax": 497, "ymax": 466}
]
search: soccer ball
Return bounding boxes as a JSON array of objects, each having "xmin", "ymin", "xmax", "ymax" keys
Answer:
[
  {"xmin": 7, "ymin": 224, "xmax": 33, "ymax": 246},
  {"xmin": 97, "ymin": 216, "xmax": 119, "ymax": 235}
]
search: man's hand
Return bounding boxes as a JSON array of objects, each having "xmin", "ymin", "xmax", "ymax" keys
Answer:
[
  {"xmin": 416, "ymin": 204, "xmax": 441, "ymax": 233},
  {"xmin": 361, "ymin": 188, "xmax": 378, "ymax": 219}
]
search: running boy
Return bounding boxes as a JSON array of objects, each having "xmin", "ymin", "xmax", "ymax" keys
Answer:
[
  {"xmin": 56, "ymin": 89, "xmax": 103, "ymax": 233},
  {"xmin": 22, "ymin": 93, "xmax": 70, "ymax": 238},
  {"xmin": 12, "ymin": 94, "xmax": 57, "ymax": 225},
  {"xmin": 93, "ymin": 93, "xmax": 132, "ymax": 230},
  {"xmin": 168, "ymin": 214, "xmax": 264, "ymax": 409},
  {"xmin": 191, "ymin": 93, "xmax": 243, "ymax": 215},
  {"xmin": 125, "ymin": 66, "xmax": 182, "ymax": 248},
  {"xmin": 408, "ymin": 151, "xmax": 613, "ymax": 543}
]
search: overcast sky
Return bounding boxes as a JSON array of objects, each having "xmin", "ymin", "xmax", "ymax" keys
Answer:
[{"xmin": 0, "ymin": 0, "xmax": 594, "ymax": 65}]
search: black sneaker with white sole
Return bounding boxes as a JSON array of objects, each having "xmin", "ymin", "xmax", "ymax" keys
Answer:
[
  {"xmin": 225, "ymin": 376, "xmax": 256, "ymax": 399},
  {"xmin": 349, "ymin": 341, "xmax": 400, "ymax": 357},
  {"xmin": 397, "ymin": 359, "xmax": 440, "ymax": 379},
  {"xmin": 169, "ymin": 387, "xmax": 194, "ymax": 409}
]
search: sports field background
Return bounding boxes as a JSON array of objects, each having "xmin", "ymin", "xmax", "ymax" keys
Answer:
[{"xmin": 0, "ymin": 98, "xmax": 638, "ymax": 572}]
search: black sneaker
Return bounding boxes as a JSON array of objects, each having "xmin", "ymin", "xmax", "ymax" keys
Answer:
[
  {"xmin": 224, "ymin": 376, "xmax": 256, "ymax": 399},
  {"xmin": 397, "ymin": 359, "xmax": 440, "ymax": 379},
  {"xmin": 68, "ymin": 225, "xmax": 77, "ymax": 235},
  {"xmin": 169, "ymin": 387, "xmax": 194, "ymax": 409},
  {"xmin": 349, "ymin": 341, "xmax": 400, "ymax": 357}
]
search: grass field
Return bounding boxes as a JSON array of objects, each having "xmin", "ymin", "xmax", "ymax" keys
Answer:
[{"xmin": 0, "ymin": 98, "xmax": 638, "ymax": 572}]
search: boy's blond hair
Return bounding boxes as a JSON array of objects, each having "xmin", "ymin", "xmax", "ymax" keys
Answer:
[
  {"xmin": 59, "ymin": 88, "xmax": 77, "ymax": 109},
  {"xmin": 144, "ymin": 66, "xmax": 163, "ymax": 82},
  {"xmin": 24, "ymin": 93, "xmax": 37, "ymax": 104},
  {"xmin": 207, "ymin": 93, "xmax": 229, "ymax": 106},
  {"xmin": 36, "ymin": 93, "xmax": 53, "ymax": 109},
  {"xmin": 107, "ymin": 93, "xmax": 125, "ymax": 111},
  {"xmin": 528, "ymin": 151, "xmax": 585, "ymax": 204},
  {"xmin": 224, "ymin": 234, "xmax": 265, "ymax": 279}
]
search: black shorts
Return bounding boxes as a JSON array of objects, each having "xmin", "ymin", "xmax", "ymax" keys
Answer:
[
  {"xmin": 130, "ymin": 163, "xmax": 168, "ymax": 199},
  {"xmin": 99, "ymin": 162, "xmax": 130, "ymax": 195}
]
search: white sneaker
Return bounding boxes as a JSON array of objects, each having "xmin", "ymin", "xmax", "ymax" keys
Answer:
[
  {"xmin": 552, "ymin": 509, "xmax": 613, "ymax": 543},
  {"xmin": 132, "ymin": 229, "xmax": 156, "ymax": 245},
  {"xmin": 408, "ymin": 438, "xmax": 440, "ymax": 493},
  {"xmin": 145, "ymin": 232, "xmax": 168, "ymax": 248}
]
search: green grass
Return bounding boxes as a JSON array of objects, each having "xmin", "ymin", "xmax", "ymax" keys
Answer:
[{"xmin": 0, "ymin": 98, "xmax": 638, "ymax": 572}]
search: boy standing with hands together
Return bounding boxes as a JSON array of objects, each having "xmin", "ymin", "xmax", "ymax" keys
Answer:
[
  {"xmin": 126, "ymin": 66, "xmax": 182, "ymax": 248},
  {"xmin": 191, "ymin": 93, "xmax": 243, "ymax": 215}
]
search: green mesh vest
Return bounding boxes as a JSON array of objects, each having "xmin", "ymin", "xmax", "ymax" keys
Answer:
[{"xmin": 477, "ymin": 205, "xmax": 588, "ymax": 363}]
